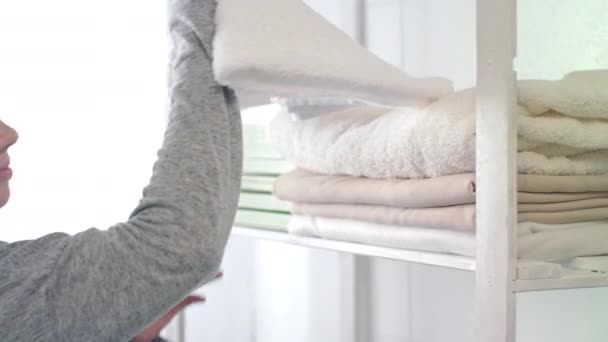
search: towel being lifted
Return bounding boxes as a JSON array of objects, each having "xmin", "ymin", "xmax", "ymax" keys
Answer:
[{"xmin": 212, "ymin": 0, "xmax": 453, "ymax": 107}]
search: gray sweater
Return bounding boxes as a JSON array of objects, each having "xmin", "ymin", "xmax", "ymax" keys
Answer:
[{"xmin": 0, "ymin": 0, "xmax": 242, "ymax": 341}]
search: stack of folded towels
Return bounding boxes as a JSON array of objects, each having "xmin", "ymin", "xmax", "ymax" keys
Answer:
[
  {"xmin": 212, "ymin": 0, "xmax": 608, "ymax": 264},
  {"xmin": 268, "ymin": 71, "xmax": 608, "ymax": 263},
  {"xmin": 234, "ymin": 106, "xmax": 293, "ymax": 231}
]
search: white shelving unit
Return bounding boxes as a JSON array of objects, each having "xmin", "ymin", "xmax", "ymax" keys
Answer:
[{"xmin": 224, "ymin": 1, "xmax": 608, "ymax": 342}]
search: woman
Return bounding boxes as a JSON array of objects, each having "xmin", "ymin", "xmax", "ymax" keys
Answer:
[{"xmin": 0, "ymin": 0, "xmax": 242, "ymax": 341}]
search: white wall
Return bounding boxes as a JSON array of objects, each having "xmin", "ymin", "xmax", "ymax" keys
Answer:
[{"xmin": 0, "ymin": 0, "xmax": 167, "ymax": 242}]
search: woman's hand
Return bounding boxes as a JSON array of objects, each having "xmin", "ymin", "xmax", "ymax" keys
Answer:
[
  {"xmin": 131, "ymin": 295, "xmax": 205, "ymax": 342},
  {"xmin": 132, "ymin": 272, "xmax": 222, "ymax": 342}
]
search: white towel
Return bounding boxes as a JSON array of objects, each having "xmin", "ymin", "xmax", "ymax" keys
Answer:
[
  {"xmin": 566, "ymin": 256, "xmax": 608, "ymax": 273},
  {"xmin": 270, "ymin": 75, "xmax": 608, "ymax": 177},
  {"xmin": 517, "ymin": 220, "xmax": 608, "ymax": 235},
  {"xmin": 518, "ymin": 70, "xmax": 608, "ymax": 120},
  {"xmin": 289, "ymin": 216, "xmax": 608, "ymax": 262},
  {"xmin": 518, "ymin": 221, "xmax": 608, "ymax": 262},
  {"xmin": 288, "ymin": 215, "xmax": 476, "ymax": 256},
  {"xmin": 213, "ymin": 0, "xmax": 453, "ymax": 107}
]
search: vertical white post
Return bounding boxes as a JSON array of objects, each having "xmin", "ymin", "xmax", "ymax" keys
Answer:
[
  {"xmin": 475, "ymin": 0, "xmax": 518, "ymax": 341},
  {"xmin": 342, "ymin": 3, "xmax": 371, "ymax": 341}
]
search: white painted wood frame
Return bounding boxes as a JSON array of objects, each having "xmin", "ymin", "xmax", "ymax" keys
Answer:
[{"xmin": 475, "ymin": 0, "xmax": 518, "ymax": 341}]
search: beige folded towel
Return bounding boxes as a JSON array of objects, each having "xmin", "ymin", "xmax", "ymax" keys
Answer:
[
  {"xmin": 275, "ymin": 170, "xmax": 608, "ymax": 207},
  {"xmin": 519, "ymin": 208, "xmax": 608, "ymax": 225},
  {"xmin": 275, "ymin": 170, "xmax": 476, "ymax": 208},
  {"xmin": 518, "ymin": 198, "xmax": 608, "ymax": 213},
  {"xmin": 518, "ymin": 192, "xmax": 608, "ymax": 203},
  {"xmin": 517, "ymin": 174, "xmax": 608, "ymax": 193}
]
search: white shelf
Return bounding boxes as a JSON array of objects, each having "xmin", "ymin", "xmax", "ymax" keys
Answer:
[
  {"xmin": 516, "ymin": 274, "xmax": 608, "ymax": 292},
  {"xmin": 233, "ymin": 226, "xmax": 608, "ymax": 292},
  {"xmin": 232, "ymin": 226, "xmax": 477, "ymax": 271}
]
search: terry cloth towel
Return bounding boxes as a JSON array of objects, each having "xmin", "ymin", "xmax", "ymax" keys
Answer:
[
  {"xmin": 292, "ymin": 203, "xmax": 476, "ymax": 231},
  {"xmin": 213, "ymin": 0, "xmax": 453, "ymax": 106},
  {"xmin": 288, "ymin": 215, "xmax": 476, "ymax": 256},
  {"xmin": 275, "ymin": 169, "xmax": 608, "ymax": 206},
  {"xmin": 518, "ymin": 70, "xmax": 608, "ymax": 120},
  {"xmin": 269, "ymin": 73, "xmax": 608, "ymax": 178}
]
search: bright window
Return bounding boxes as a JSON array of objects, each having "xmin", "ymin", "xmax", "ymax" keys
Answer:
[{"xmin": 0, "ymin": 0, "xmax": 168, "ymax": 241}]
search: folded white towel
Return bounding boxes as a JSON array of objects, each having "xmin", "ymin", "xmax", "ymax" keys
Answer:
[
  {"xmin": 518, "ymin": 220, "xmax": 608, "ymax": 235},
  {"xmin": 519, "ymin": 70, "xmax": 608, "ymax": 120},
  {"xmin": 289, "ymin": 216, "xmax": 608, "ymax": 262},
  {"xmin": 517, "ymin": 261, "xmax": 563, "ymax": 280},
  {"xmin": 518, "ymin": 221, "xmax": 608, "ymax": 262},
  {"xmin": 213, "ymin": 0, "xmax": 453, "ymax": 106},
  {"xmin": 270, "ymin": 73, "xmax": 608, "ymax": 177},
  {"xmin": 566, "ymin": 256, "xmax": 608, "ymax": 273},
  {"xmin": 288, "ymin": 215, "xmax": 476, "ymax": 256}
]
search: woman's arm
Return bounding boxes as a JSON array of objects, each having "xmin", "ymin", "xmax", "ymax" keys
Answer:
[{"xmin": 0, "ymin": 0, "xmax": 242, "ymax": 341}]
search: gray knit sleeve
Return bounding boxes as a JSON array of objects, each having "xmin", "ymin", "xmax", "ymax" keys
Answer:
[{"xmin": 0, "ymin": 1, "xmax": 242, "ymax": 341}]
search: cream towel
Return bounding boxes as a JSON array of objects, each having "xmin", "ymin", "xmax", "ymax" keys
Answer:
[
  {"xmin": 519, "ymin": 207, "xmax": 608, "ymax": 225},
  {"xmin": 275, "ymin": 170, "xmax": 608, "ymax": 207},
  {"xmin": 518, "ymin": 192, "xmax": 608, "ymax": 203},
  {"xmin": 275, "ymin": 170, "xmax": 476, "ymax": 208},
  {"xmin": 292, "ymin": 203, "xmax": 476, "ymax": 231},
  {"xmin": 519, "ymin": 223, "xmax": 608, "ymax": 261},
  {"xmin": 292, "ymin": 202, "xmax": 608, "ymax": 228},
  {"xmin": 518, "ymin": 198, "xmax": 608, "ymax": 213},
  {"xmin": 289, "ymin": 216, "xmax": 608, "ymax": 261},
  {"xmin": 518, "ymin": 70, "xmax": 608, "ymax": 120},
  {"xmin": 269, "ymin": 72, "xmax": 608, "ymax": 177},
  {"xmin": 213, "ymin": 0, "xmax": 453, "ymax": 106},
  {"xmin": 288, "ymin": 215, "xmax": 476, "ymax": 256},
  {"xmin": 517, "ymin": 174, "xmax": 608, "ymax": 192}
]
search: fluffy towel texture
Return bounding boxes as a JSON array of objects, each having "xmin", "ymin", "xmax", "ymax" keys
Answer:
[
  {"xmin": 518, "ymin": 70, "xmax": 608, "ymax": 120},
  {"xmin": 275, "ymin": 170, "xmax": 608, "ymax": 206},
  {"xmin": 270, "ymin": 72, "xmax": 608, "ymax": 177},
  {"xmin": 213, "ymin": 0, "xmax": 453, "ymax": 106},
  {"xmin": 288, "ymin": 215, "xmax": 476, "ymax": 256},
  {"xmin": 290, "ymin": 216, "xmax": 608, "ymax": 261},
  {"xmin": 292, "ymin": 203, "xmax": 476, "ymax": 231},
  {"xmin": 270, "ymin": 103, "xmax": 474, "ymax": 178}
]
